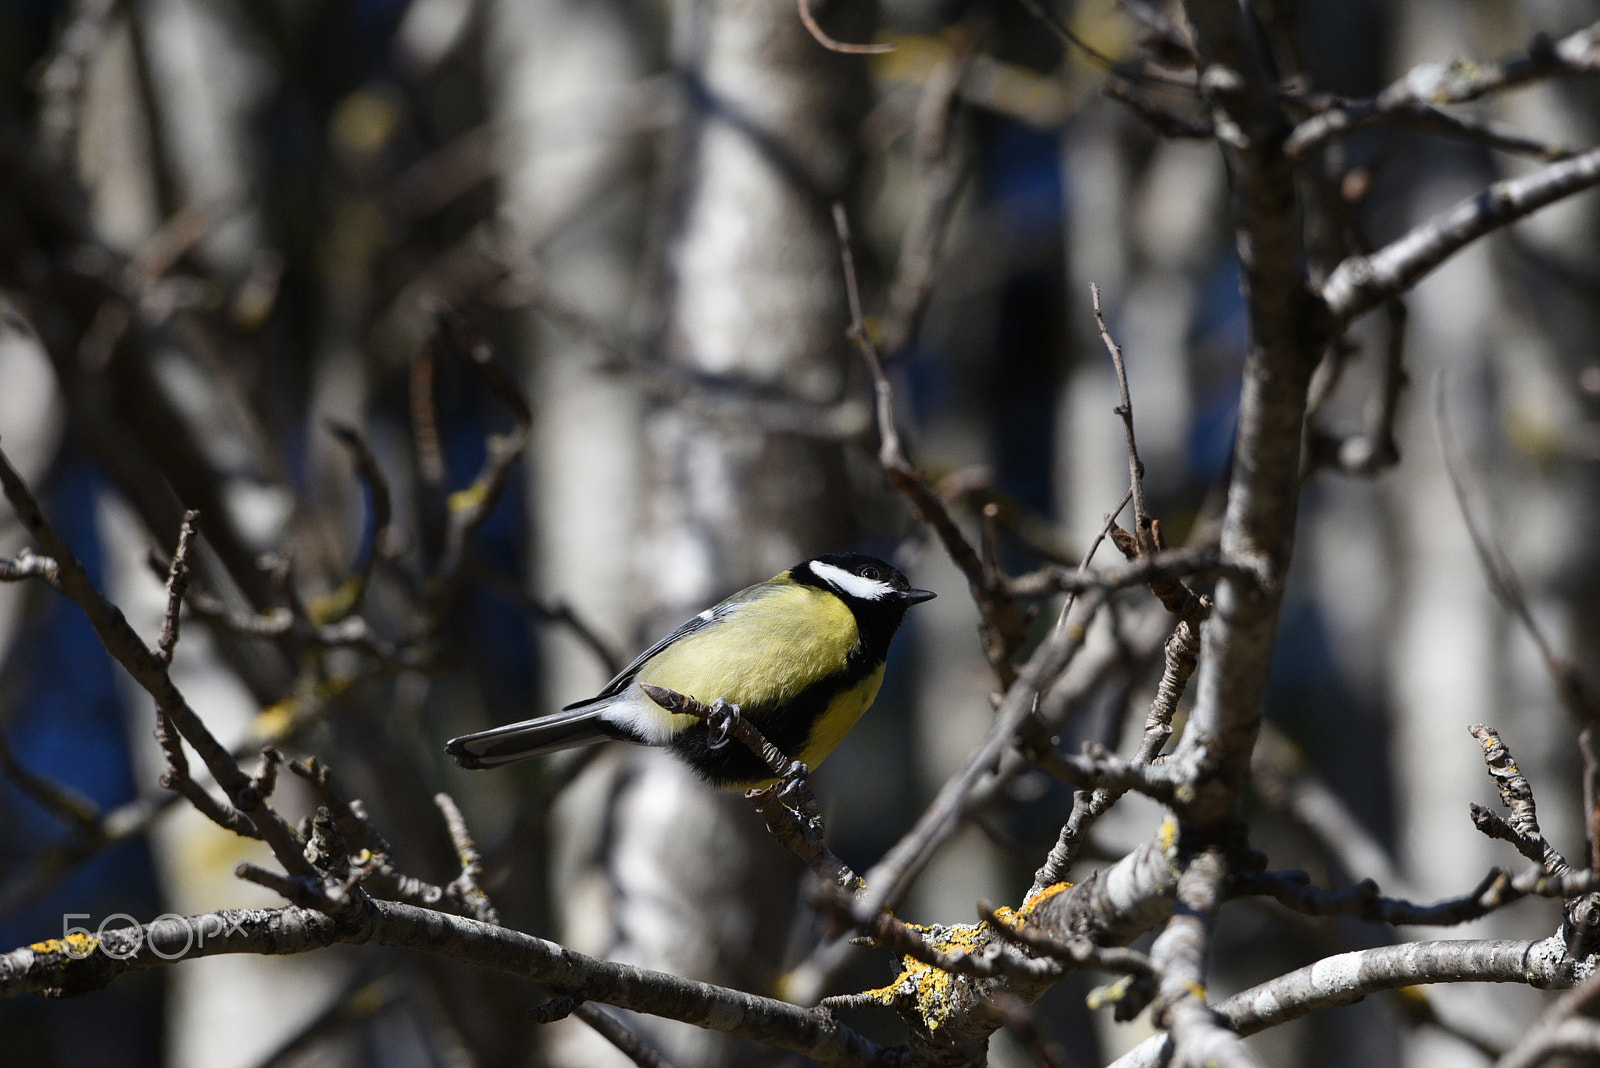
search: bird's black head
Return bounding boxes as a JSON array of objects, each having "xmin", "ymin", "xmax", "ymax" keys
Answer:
[{"xmin": 794, "ymin": 552, "xmax": 935, "ymax": 656}]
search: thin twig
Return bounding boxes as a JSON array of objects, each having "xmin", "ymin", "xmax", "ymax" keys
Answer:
[
  {"xmin": 573, "ymin": 1004, "xmax": 679, "ymax": 1068},
  {"xmin": 878, "ymin": 17, "xmax": 980, "ymax": 356},
  {"xmin": 1496, "ymin": 970, "xmax": 1600, "ymax": 1068},
  {"xmin": 986, "ymin": 992, "xmax": 1069, "ymax": 1068},
  {"xmin": 425, "ymin": 311, "xmax": 532, "ymax": 619},
  {"xmin": 1092, "ymin": 284, "xmax": 1152, "ymax": 551},
  {"xmin": 155, "ymin": 509, "xmax": 199, "ymax": 666},
  {"xmin": 324, "ymin": 422, "xmax": 395, "ymax": 619},
  {"xmin": 1012, "ymin": 0, "xmax": 1197, "ymax": 88},
  {"xmin": 978, "ymin": 900, "xmax": 1154, "ymax": 977},
  {"xmin": 1469, "ymin": 724, "xmax": 1572, "ymax": 877},
  {"xmin": 0, "ymin": 731, "xmax": 100, "ymax": 828},
  {"xmin": 436, "ymin": 792, "xmax": 500, "ymax": 925},
  {"xmin": 813, "ymin": 887, "xmax": 1060, "ymax": 983},
  {"xmin": 796, "ymin": 0, "xmax": 893, "ymax": 55},
  {"xmin": 1029, "ymin": 518, "xmax": 1214, "ymax": 894},
  {"xmin": 0, "ymin": 548, "xmax": 61, "ymax": 589}
]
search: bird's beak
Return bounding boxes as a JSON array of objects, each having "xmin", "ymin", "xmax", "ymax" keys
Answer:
[{"xmin": 901, "ymin": 588, "xmax": 936, "ymax": 605}]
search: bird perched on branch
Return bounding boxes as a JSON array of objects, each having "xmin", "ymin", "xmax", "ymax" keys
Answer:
[{"xmin": 445, "ymin": 552, "xmax": 934, "ymax": 788}]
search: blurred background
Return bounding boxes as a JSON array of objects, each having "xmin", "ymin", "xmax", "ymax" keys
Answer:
[{"xmin": 1, "ymin": 0, "xmax": 1598, "ymax": 1066}]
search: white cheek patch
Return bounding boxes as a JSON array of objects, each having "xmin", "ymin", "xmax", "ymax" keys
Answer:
[{"xmin": 810, "ymin": 561, "xmax": 895, "ymax": 601}]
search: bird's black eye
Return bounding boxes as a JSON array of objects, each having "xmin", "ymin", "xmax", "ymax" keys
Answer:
[{"xmin": 861, "ymin": 566, "xmax": 880, "ymax": 580}]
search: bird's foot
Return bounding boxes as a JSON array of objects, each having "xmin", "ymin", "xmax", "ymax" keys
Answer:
[
  {"xmin": 777, "ymin": 760, "xmax": 812, "ymax": 803},
  {"xmin": 706, "ymin": 699, "xmax": 742, "ymax": 751}
]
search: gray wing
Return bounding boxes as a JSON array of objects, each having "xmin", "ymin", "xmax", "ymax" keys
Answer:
[
  {"xmin": 447, "ymin": 597, "xmax": 744, "ymax": 769},
  {"xmin": 565, "ymin": 599, "xmax": 739, "ymax": 707}
]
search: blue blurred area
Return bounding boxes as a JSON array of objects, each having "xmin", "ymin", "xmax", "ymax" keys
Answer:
[
  {"xmin": 1189, "ymin": 255, "xmax": 1249, "ymax": 484},
  {"xmin": 984, "ymin": 119, "xmax": 1065, "ymax": 522},
  {"xmin": 0, "ymin": 449, "xmax": 162, "ymax": 1066},
  {"xmin": 440, "ymin": 378, "xmax": 536, "ymax": 709}
]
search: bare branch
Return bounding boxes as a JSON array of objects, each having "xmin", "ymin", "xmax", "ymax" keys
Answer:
[
  {"xmin": 1497, "ymin": 971, "xmax": 1600, "ymax": 1068},
  {"xmin": 435, "ymin": 792, "xmax": 499, "ymax": 925},
  {"xmin": 855, "ymin": 587, "xmax": 1109, "ymax": 921},
  {"xmin": 154, "ymin": 509, "xmax": 199, "ymax": 666},
  {"xmin": 1112, "ymin": 938, "xmax": 1581, "ymax": 1068},
  {"xmin": 1149, "ymin": 850, "xmax": 1261, "ymax": 1068},
  {"xmin": 0, "ymin": 548, "xmax": 61, "ymax": 589},
  {"xmin": 1236, "ymin": 864, "xmax": 1598, "ymax": 926},
  {"xmin": 1031, "ymin": 742, "xmax": 1181, "ymax": 805},
  {"xmin": 323, "ymin": 422, "xmax": 396, "ymax": 619},
  {"xmin": 1172, "ymin": 0, "xmax": 1326, "ymax": 828},
  {"xmin": 878, "ymin": 21, "xmax": 978, "ymax": 356},
  {"xmin": 1470, "ymin": 724, "xmax": 1573, "ymax": 877},
  {"xmin": 1030, "ymin": 520, "xmax": 1214, "ymax": 894},
  {"xmin": 0, "ymin": 442, "xmax": 316, "ymax": 881},
  {"xmin": 1287, "ymin": 22, "xmax": 1600, "ymax": 158},
  {"xmin": 1005, "ymin": 547, "xmax": 1257, "ymax": 601},
  {"xmin": 1436, "ymin": 378, "xmax": 1600, "ymax": 876},
  {"xmin": 424, "ymin": 311, "xmax": 532, "ymax": 619},
  {"xmin": 573, "ymin": 1004, "xmax": 679, "ymax": 1068},
  {"xmin": 0, "ymin": 731, "xmax": 100, "ymax": 829},
  {"xmin": 1251, "ymin": 725, "xmax": 1407, "ymax": 890},
  {"xmin": 1092, "ymin": 284, "xmax": 1152, "ymax": 551},
  {"xmin": 833, "ymin": 898, "xmax": 1063, "ymax": 984},
  {"xmin": 0, "ymin": 901, "xmax": 907, "ymax": 1068},
  {"xmin": 1324, "ymin": 145, "xmax": 1600, "ymax": 323}
]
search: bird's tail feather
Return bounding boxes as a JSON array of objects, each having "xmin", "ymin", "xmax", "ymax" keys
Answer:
[{"xmin": 445, "ymin": 706, "xmax": 617, "ymax": 769}]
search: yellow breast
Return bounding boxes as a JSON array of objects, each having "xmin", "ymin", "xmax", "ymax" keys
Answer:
[
  {"xmin": 794, "ymin": 662, "xmax": 886, "ymax": 769},
  {"xmin": 635, "ymin": 580, "xmax": 860, "ymax": 734}
]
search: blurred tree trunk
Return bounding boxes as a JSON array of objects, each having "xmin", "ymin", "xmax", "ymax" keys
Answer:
[
  {"xmin": 536, "ymin": 0, "xmax": 873, "ymax": 1064},
  {"xmin": 487, "ymin": 0, "xmax": 655, "ymax": 1063},
  {"xmin": 1376, "ymin": 5, "xmax": 1599, "ymax": 1067}
]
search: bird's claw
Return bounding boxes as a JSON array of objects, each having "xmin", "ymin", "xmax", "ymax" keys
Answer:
[
  {"xmin": 777, "ymin": 760, "xmax": 810, "ymax": 801},
  {"xmin": 706, "ymin": 699, "xmax": 741, "ymax": 751}
]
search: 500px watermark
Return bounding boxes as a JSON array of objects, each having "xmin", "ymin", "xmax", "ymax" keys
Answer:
[{"xmin": 59, "ymin": 913, "xmax": 247, "ymax": 960}]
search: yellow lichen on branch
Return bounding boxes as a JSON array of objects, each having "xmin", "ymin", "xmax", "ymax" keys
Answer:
[{"xmin": 859, "ymin": 919, "xmax": 1001, "ymax": 1030}]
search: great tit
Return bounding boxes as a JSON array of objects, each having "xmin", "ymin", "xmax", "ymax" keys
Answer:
[{"xmin": 445, "ymin": 552, "xmax": 934, "ymax": 787}]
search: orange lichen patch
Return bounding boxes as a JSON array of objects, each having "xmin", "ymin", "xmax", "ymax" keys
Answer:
[
  {"xmin": 859, "ymin": 920, "xmax": 995, "ymax": 1030},
  {"xmin": 1018, "ymin": 881, "xmax": 1071, "ymax": 920},
  {"xmin": 858, "ymin": 886, "xmax": 1084, "ymax": 1028},
  {"xmin": 29, "ymin": 932, "xmax": 96, "ymax": 958}
]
